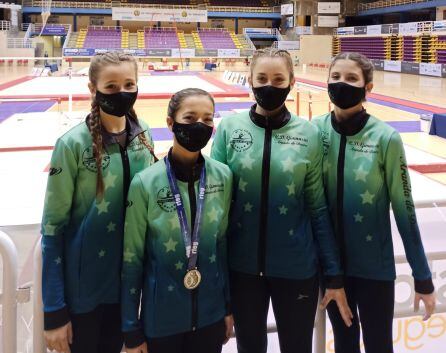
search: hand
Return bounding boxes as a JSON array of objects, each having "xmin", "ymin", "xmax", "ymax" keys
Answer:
[
  {"xmin": 415, "ymin": 291, "xmax": 436, "ymax": 321},
  {"xmin": 44, "ymin": 322, "xmax": 73, "ymax": 353},
  {"xmin": 223, "ymin": 315, "xmax": 234, "ymax": 344},
  {"xmin": 126, "ymin": 342, "xmax": 148, "ymax": 353},
  {"xmin": 320, "ymin": 288, "xmax": 353, "ymax": 327}
]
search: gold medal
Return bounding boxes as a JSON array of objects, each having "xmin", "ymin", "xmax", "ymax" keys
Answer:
[{"xmin": 184, "ymin": 269, "xmax": 201, "ymax": 290}]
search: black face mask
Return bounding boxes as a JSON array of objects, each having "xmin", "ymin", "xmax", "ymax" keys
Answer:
[
  {"xmin": 327, "ymin": 82, "xmax": 366, "ymax": 110},
  {"xmin": 96, "ymin": 89, "xmax": 138, "ymax": 117},
  {"xmin": 252, "ymin": 85, "xmax": 290, "ymax": 111},
  {"xmin": 173, "ymin": 122, "xmax": 213, "ymax": 152}
]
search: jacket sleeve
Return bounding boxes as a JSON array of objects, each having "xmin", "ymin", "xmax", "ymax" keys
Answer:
[
  {"xmin": 305, "ymin": 134, "xmax": 343, "ymax": 289},
  {"xmin": 41, "ymin": 138, "xmax": 77, "ymax": 330},
  {"xmin": 384, "ymin": 132, "xmax": 434, "ymax": 294},
  {"xmin": 211, "ymin": 121, "xmax": 228, "ymax": 164},
  {"xmin": 217, "ymin": 169, "xmax": 233, "ymax": 314},
  {"xmin": 121, "ymin": 174, "xmax": 149, "ymax": 348}
]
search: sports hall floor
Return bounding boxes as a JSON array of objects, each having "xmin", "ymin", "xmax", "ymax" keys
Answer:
[{"xmin": 0, "ymin": 61, "xmax": 445, "ymax": 352}]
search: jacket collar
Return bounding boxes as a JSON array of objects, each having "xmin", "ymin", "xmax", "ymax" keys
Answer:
[
  {"xmin": 331, "ymin": 109, "xmax": 370, "ymax": 136},
  {"xmin": 249, "ymin": 104, "xmax": 291, "ymax": 130},
  {"xmin": 86, "ymin": 113, "xmax": 145, "ymax": 147},
  {"xmin": 167, "ymin": 148, "xmax": 205, "ymax": 183}
]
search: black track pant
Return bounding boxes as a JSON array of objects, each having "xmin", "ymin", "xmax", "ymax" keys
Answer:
[
  {"xmin": 146, "ymin": 319, "xmax": 226, "ymax": 353},
  {"xmin": 70, "ymin": 303, "xmax": 123, "ymax": 353},
  {"xmin": 327, "ymin": 276, "xmax": 395, "ymax": 353},
  {"xmin": 230, "ymin": 271, "xmax": 319, "ymax": 353}
]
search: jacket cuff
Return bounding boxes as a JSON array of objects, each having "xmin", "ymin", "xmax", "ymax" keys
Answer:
[
  {"xmin": 324, "ymin": 275, "xmax": 344, "ymax": 289},
  {"xmin": 124, "ymin": 329, "xmax": 146, "ymax": 349},
  {"xmin": 415, "ymin": 278, "xmax": 435, "ymax": 294},
  {"xmin": 225, "ymin": 302, "xmax": 232, "ymax": 316},
  {"xmin": 44, "ymin": 306, "xmax": 70, "ymax": 331}
]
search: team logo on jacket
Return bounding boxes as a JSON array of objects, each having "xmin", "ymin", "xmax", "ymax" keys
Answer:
[
  {"xmin": 128, "ymin": 139, "xmax": 146, "ymax": 153},
  {"xmin": 157, "ymin": 187, "xmax": 176, "ymax": 212},
  {"xmin": 49, "ymin": 167, "xmax": 63, "ymax": 176},
  {"xmin": 230, "ymin": 129, "xmax": 253, "ymax": 152},
  {"xmin": 82, "ymin": 146, "xmax": 111, "ymax": 172}
]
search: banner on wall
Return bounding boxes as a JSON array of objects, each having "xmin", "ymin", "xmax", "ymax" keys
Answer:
[
  {"xmin": 295, "ymin": 26, "xmax": 312, "ymax": 35},
  {"xmin": 317, "ymin": 2, "xmax": 341, "ymax": 14},
  {"xmin": 112, "ymin": 7, "xmax": 208, "ymax": 23},
  {"xmin": 171, "ymin": 48, "xmax": 196, "ymax": 58},
  {"xmin": 195, "ymin": 49, "xmax": 219, "ymax": 57},
  {"xmin": 41, "ymin": 25, "xmax": 67, "ymax": 35},
  {"xmin": 123, "ymin": 49, "xmax": 148, "ymax": 56},
  {"xmin": 366, "ymin": 25, "xmax": 382, "ymax": 35},
  {"xmin": 354, "ymin": 26, "xmax": 367, "ymax": 35},
  {"xmin": 317, "ymin": 15, "xmax": 339, "ymax": 28},
  {"xmin": 337, "ymin": 26, "xmax": 354, "ymax": 35},
  {"xmin": 419, "ymin": 63, "xmax": 442, "ymax": 77},
  {"xmin": 381, "ymin": 23, "xmax": 399, "ymax": 34},
  {"xmin": 434, "ymin": 20, "xmax": 446, "ymax": 31},
  {"xmin": 244, "ymin": 28, "xmax": 274, "ymax": 35},
  {"xmin": 217, "ymin": 49, "xmax": 241, "ymax": 57},
  {"xmin": 63, "ymin": 48, "xmax": 97, "ymax": 56},
  {"xmin": 281, "ymin": 3, "xmax": 294, "ymax": 16},
  {"xmin": 401, "ymin": 61, "xmax": 420, "ymax": 75},
  {"xmin": 371, "ymin": 59, "xmax": 384, "ymax": 70},
  {"xmin": 147, "ymin": 49, "xmax": 172, "ymax": 56},
  {"xmin": 277, "ymin": 41, "xmax": 300, "ymax": 50},
  {"xmin": 399, "ymin": 22, "xmax": 418, "ymax": 35},
  {"xmin": 384, "ymin": 60, "xmax": 402, "ymax": 72}
]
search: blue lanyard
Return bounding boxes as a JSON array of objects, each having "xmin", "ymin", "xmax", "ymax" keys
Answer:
[{"xmin": 165, "ymin": 156, "xmax": 206, "ymax": 271}]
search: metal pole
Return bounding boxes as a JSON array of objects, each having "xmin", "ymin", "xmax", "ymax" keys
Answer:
[
  {"xmin": 0, "ymin": 230, "xmax": 18, "ymax": 353},
  {"xmin": 296, "ymin": 90, "xmax": 300, "ymax": 116},
  {"xmin": 308, "ymin": 92, "xmax": 313, "ymax": 121},
  {"xmin": 33, "ymin": 238, "xmax": 46, "ymax": 353}
]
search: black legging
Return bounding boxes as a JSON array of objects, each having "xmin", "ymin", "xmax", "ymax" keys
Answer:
[
  {"xmin": 70, "ymin": 303, "xmax": 123, "ymax": 353},
  {"xmin": 230, "ymin": 271, "xmax": 319, "ymax": 353},
  {"xmin": 327, "ymin": 276, "xmax": 395, "ymax": 353}
]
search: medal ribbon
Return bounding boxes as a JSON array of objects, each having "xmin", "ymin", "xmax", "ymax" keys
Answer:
[{"xmin": 165, "ymin": 156, "xmax": 206, "ymax": 271}]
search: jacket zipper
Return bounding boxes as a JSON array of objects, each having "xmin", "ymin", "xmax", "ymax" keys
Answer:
[
  {"xmin": 336, "ymin": 135, "xmax": 347, "ymax": 268},
  {"xmin": 258, "ymin": 121, "xmax": 272, "ymax": 276}
]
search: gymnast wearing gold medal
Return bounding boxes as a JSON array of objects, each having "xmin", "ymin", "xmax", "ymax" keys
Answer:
[{"xmin": 121, "ymin": 88, "xmax": 234, "ymax": 353}]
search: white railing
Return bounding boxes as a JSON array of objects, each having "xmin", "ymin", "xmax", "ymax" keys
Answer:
[
  {"xmin": 272, "ymin": 28, "xmax": 283, "ymax": 40},
  {"xmin": 358, "ymin": 0, "xmax": 431, "ymax": 11},
  {"xmin": 7, "ymin": 37, "xmax": 34, "ymax": 48},
  {"xmin": 22, "ymin": 0, "xmax": 278, "ymax": 13},
  {"xmin": 24, "ymin": 23, "xmax": 34, "ymax": 43},
  {"xmin": 243, "ymin": 34, "xmax": 257, "ymax": 50},
  {"xmin": 33, "ymin": 239, "xmax": 45, "ymax": 353},
  {"xmin": 21, "ymin": 22, "xmax": 31, "ymax": 32},
  {"xmin": 0, "ymin": 20, "xmax": 11, "ymax": 31},
  {"xmin": 0, "ymin": 231, "xmax": 18, "ymax": 353},
  {"xmin": 63, "ymin": 24, "xmax": 73, "ymax": 51}
]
